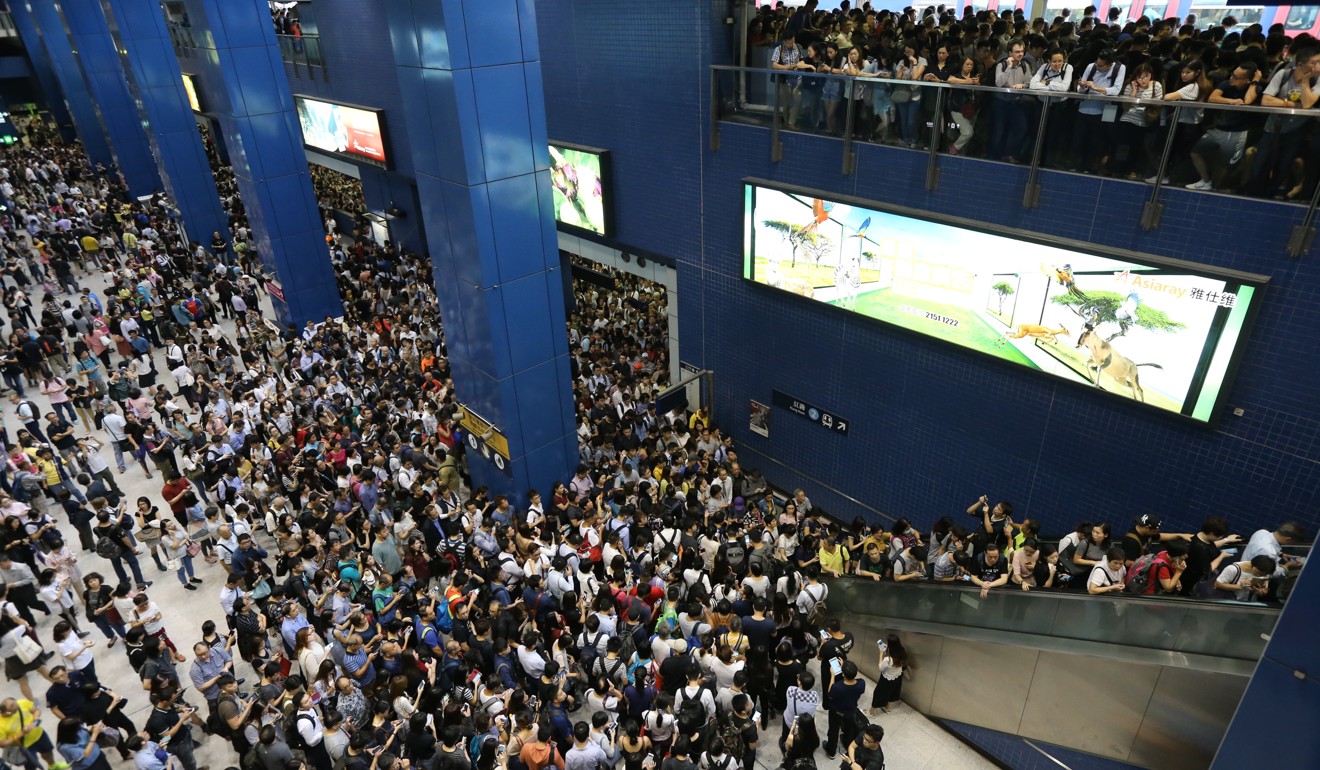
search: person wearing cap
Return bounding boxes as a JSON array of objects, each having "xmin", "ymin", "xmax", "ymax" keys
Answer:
[{"xmin": 1121, "ymin": 514, "xmax": 1193, "ymax": 568}]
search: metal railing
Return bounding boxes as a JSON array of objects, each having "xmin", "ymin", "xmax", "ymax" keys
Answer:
[
  {"xmin": 711, "ymin": 64, "xmax": 1320, "ymax": 256},
  {"xmin": 0, "ymin": 11, "xmax": 16, "ymax": 38},
  {"xmin": 277, "ymin": 33, "xmax": 323, "ymax": 72},
  {"xmin": 824, "ymin": 573, "xmax": 1280, "ymax": 663},
  {"xmin": 167, "ymin": 24, "xmax": 199, "ymax": 52}
]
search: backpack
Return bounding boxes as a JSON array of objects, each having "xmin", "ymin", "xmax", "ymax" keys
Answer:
[
  {"xmin": 719, "ymin": 541, "xmax": 747, "ymax": 575},
  {"xmin": 578, "ymin": 631, "xmax": 606, "ymax": 669},
  {"xmin": 286, "ymin": 712, "xmax": 312, "ymax": 750},
  {"xmin": 719, "ymin": 715, "xmax": 746, "ymax": 759},
  {"xmin": 18, "ymin": 400, "xmax": 39, "ymax": 423},
  {"xmin": 241, "ymin": 744, "xmax": 262, "ymax": 770},
  {"xmin": 434, "ymin": 596, "xmax": 455, "ymax": 633},
  {"xmin": 96, "ymin": 530, "xmax": 123, "ymax": 560},
  {"xmin": 802, "ymin": 584, "xmax": 828, "ymax": 626},
  {"xmin": 617, "ymin": 620, "xmax": 640, "ymax": 662},
  {"xmin": 10, "ymin": 472, "xmax": 35, "ymax": 503},
  {"xmin": 468, "ymin": 732, "xmax": 492, "ymax": 766},
  {"xmin": 1124, "ymin": 553, "xmax": 1163, "ymax": 594},
  {"xmin": 595, "ymin": 655, "xmax": 627, "ymax": 686},
  {"xmin": 184, "ymin": 298, "xmax": 203, "ymax": 319}
]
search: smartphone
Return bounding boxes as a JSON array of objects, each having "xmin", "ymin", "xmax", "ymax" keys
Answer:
[
  {"xmin": 818, "ymin": 629, "xmax": 829, "ymax": 641},
  {"xmin": 1223, "ymin": 548, "xmax": 1239, "ymax": 557},
  {"xmin": 829, "ymin": 657, "xmax": 843, "ymax": 676}
]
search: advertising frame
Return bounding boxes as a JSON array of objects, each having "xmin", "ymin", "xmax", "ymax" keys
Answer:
[
  {"xmin": 741, "ymin": 178, "xmax": 1269, "ymax": 425},
  {"xmin": 293, "ymin": 94, "xmax": 390, "ymax": 169},
  {"xmin": 548, "ymin": 140, "xmax": 614, "ymax": 237}
]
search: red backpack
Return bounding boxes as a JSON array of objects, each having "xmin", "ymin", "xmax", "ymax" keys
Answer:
[{"xmin": 1124, "ymin": 553, "xmax": 1165, "ymax": 595}]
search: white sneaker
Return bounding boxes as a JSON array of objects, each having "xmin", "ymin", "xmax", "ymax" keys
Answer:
[
  {"xmin": 1185, "ymin": 179, "xmax": 1213, "ymax": 191},
  {"xmin": 1144, "ymin": 175, "xmax": 1169, "ymax": 184}
]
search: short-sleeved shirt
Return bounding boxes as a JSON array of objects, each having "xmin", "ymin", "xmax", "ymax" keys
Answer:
[
  {"xmin": 1122, "ymin": 531, "xmax": 1151, "ymax": 564},
  {"xmin": 0, "ymin": 699, "xmax": 43, "ymax": 747},
  {"xmin": 1211, "ymin": 80, "xmax": 1254, "ymax": 132},
  {"xmin": 565, "ymin": 742, "xmax": 608, "ymax": 770},
  {"xmin": 1264, "ymin": 68, "xmax": 1319, "ymax": 132},
  {"xmin": 975, "ymin": 553, "xmax": 1007, "ymax": 584},
  {"xmin": 933, "ymin": 552, "xmax": 960, "ymax": 581},
  {"xmin": 1088, "ymin": 562, "xmax": 1126, "ymax": 588}
]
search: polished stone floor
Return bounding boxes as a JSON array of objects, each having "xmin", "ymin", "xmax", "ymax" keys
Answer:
[{"xmin": 4, "ymin": 259, "xmax": 996, "ymax": 770}]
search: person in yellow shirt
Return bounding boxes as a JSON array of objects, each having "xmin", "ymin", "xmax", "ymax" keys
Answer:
[
  {"xmin": 0, "ymin": 698, "xmax": 55, "ymax": 765},
  {"xmin": 818, "ymin": 530, "xmax": 851, "ymax": 577}
]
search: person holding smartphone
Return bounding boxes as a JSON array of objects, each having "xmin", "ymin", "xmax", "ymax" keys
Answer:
[{"xmin": 142, "ymin": 691, "xmax": 201, "ymax": 770}]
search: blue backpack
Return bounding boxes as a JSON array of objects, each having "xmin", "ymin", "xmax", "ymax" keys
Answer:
[{"xmin": 435, "ymin": 597, "xmax": 455, "ymax": 633}]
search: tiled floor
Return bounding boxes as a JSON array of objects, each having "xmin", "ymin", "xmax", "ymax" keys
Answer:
[{"xmin": 6, "ymin": 262, "xmax": 995, "ymax": 770}]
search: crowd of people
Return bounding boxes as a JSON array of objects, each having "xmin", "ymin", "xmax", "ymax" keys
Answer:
[
  {"xmin": 309, "ymin": 167, "xmax": 367, "ymax": 219},
  {"xmin": 0, "ymin": 83, "xmax": 1304, "ymax": 770},
  {"xmin": 757, "ymin": 1, "xmax": 1319, "ymax": 197},
  {"xmin": 0, "ymin": 127, "xmax": 905, "ymax": 770}
]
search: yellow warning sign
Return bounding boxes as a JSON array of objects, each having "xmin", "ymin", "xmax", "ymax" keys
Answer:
[{"xmin": 457, "ymin": 404, "xmax": 510, "ymax": 461}]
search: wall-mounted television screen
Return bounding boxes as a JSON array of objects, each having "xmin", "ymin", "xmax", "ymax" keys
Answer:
[
  {"xmin": 294, "ymin": 95, "xmax": 388, "ymax": 168},
  {"xmin": 742, "ymin": 181, "xmax": 1267, "ymax": 423},
  {"xmin": 181, "ymin": 74, "xmax": 201, "ymax": 112},
  {"xmin": 549, "ymin": 141, "xmax": 612, "ymax": 236}
]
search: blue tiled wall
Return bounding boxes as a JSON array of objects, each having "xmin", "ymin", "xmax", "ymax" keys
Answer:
[
  {"xmin": 181, "ymin": 0, "xmax": 421, "ymax": 229},
  {"xmin": 940, "ymin": 720, "xmax": 1147, "ymax": 770},
  {"xmin": 533, "ymin": 0, "xmax": 1320, "ymax": 538}
]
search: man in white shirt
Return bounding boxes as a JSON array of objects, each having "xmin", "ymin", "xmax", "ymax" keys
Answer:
[
  {"xmin": 101, "ymin": 405, "xmax": 130, "ymax": 472},
  {"xmin": 1241, "ymin": 522, "xmax": 1306, "ymax": 578}
]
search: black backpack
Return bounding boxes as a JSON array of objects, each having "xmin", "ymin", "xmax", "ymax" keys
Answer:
[{"xmin": 286, "ymin": 712, "xmax": 313, "ymax": 750}]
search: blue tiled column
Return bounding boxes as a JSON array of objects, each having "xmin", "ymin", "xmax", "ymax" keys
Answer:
[
  {"xmin": 18, "ymin": 0, "xmax": 113, "ymax": 166},
  {"xmin": 8, "ymin": 1, "xmax": 74, "ymax": 142},
  {"xmin": 61, "ymin": 0, "xmax": 161, "ymax": 197},
  {"xmin": 387, "ymin": 0, "xmax": 577, "ymax": 498},
  {"xmin": 190, "ymin": 0, "xmax": 342, "ymax": 327},
  {"xmin": 105, "ymin": 0, "xmax": 227, "ymax": 246},
  {"xmin": 1213, "ymin": 558, "xmax": 1320, "ymax": 767}
]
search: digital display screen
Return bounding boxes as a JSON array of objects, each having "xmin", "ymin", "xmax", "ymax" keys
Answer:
[
  {"xmin": 294, "ymin": 95, "xmax": 388, "ymax": 167},
  {"xmin": 743, "ymin": 182, "xmax": 1266, "ymax": 422},
  {"xmin": 549, "ymin": 142, "xmax": 611, "ymax": 235},
  {"xmin": 181, "ymin": 74, "xmax": 201, "ymax": 112}
]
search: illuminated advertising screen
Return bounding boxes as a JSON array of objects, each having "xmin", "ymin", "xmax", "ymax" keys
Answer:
[
  {"xmin": 549, "ymin": 141, "xmax": 612, "ymax": 236},
  {"xmin": 742, "ymin": 181, "xmax": 1267, "ymax": 422},
  {"xmin": 294, "ymin": 95, "xmax": 388, "ymax": 168},
  {"xmin": 181, "ymin": 74, "xmax": 201, "ymax": 112}
]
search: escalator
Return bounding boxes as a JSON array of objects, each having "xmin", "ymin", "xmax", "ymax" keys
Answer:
[{"xmin": 824, "ymin": 577, "xmax": 1279, "ymax": 770}]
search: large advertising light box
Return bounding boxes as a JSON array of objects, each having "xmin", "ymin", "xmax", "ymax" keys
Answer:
[
  {"xmin": 294, "ymin": 95, "xmax": 388, "ymax": 168},
  {"xmin": 742, "ymin": 181, "xmax": 1267, "ymax": 423},
  {"xmin": 549, "ymin": 141, "xmax": 612, "ymax": 236}
]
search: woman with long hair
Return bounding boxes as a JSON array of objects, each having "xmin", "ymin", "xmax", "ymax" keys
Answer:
[
  {"xmin": 870, "ymin": 634, "xmax": 909, "ymax": 714},
  {"xmin": 783, "ymin": 712, "xmax": 821, "ymax": 766},
  {"xmin": 56, "ymin": 716, "xmax": 111, "ymax": 770}
]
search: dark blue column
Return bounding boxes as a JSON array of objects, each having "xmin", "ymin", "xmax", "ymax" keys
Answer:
[
  {"xmin": 19, "ymin": 0, "xmax": 113, "ymax": 166},
  {"xmin": 8, "ymin": 1, "xmax": 74, "ymax": 142},
  {"xmin": 105, "ymin": 0, "xmax": 227, "ymax": 246},
  {"xmin": 1212, "ymin": 558, "xmax": 1320, "ymax": 766},
  {"xmin": 190, "ymin": 0, "xmax": 341, "ymax": 327},
  {"xmin": 61, "ymin": 0, "xmax": 161, "ymax": 197},
  {"xmin": 387, "ymin": 0, "xmax": 577, "ymax": 499}
]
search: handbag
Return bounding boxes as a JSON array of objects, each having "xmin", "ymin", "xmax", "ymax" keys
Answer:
[
  {"xmin": 186, "ymin": 540, "xmax": 202, "ymax": 557},
  {"xmin": 891, "ymin": 86, "xmax": 913, "ymax": 104},
  {"xmin": 166, "ymin": 557, "xmax": 182, "ymax": 571},
  {"xmin": 13, "ymin": 630, "xmax": 43, "ymax": 664}
]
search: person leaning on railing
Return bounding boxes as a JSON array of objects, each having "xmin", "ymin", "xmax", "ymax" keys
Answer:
[
  {"xmin": 1246, "ymin": 47, "xmax": 1319, "ymax": 199},
  {"xmin": 1070, "ymin": 49, "xmax": 1126, "ymax": 173},
  {"xmin": 770, "ymin": 33, "xmax": 817, "ymax": 131},
  {"xmin": 1186, "ymin": 61, "xmax": 1261, "ymax": 191}
]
